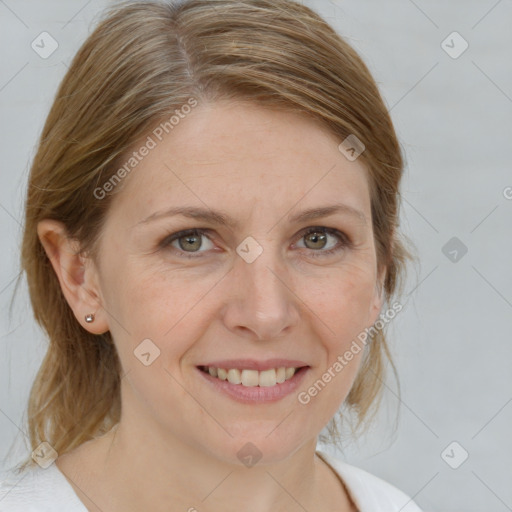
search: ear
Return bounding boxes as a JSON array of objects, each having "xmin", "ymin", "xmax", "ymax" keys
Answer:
[
  {"xmin": 37, "ymin": 219, "xmax": 109, "ymax": 335},
  {"xmin": 368, "ymin": 265, "xmax": 386, "ymax": 327}
]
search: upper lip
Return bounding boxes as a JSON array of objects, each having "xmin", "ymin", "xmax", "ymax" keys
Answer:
[{"xmin": 198, "ymin": 359, "xmax": 309, "ymax": 371}]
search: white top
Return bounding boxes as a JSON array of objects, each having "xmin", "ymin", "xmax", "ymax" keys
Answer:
[{"xmin": 0, "ymin": 449, "xmax": 422, "ymax": 511}]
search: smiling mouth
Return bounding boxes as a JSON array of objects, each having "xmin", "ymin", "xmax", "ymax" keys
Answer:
[{"xmin": 197, "ymin": 365, "xmax": 308, "ymax": 387}]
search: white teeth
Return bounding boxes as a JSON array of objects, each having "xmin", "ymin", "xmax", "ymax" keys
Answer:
[
  {"xmin": 203, "ymin": 366, "xmax": 300, "ymax": 386},
  {"xmin": 227, "ymin": 368, "xmax": 241, "ymax": 384},
  {"xmin": 259, "ymin": 369, "xmax": 277, "ymax": 387},
  {"xmin": 241, "ymin": 369, "xmax": 259, "ymax": 387},
  {"xmin": 276, "ymin": 367, "xmax": 286, "ymax": 384},
  {"xmin": 285, "ymin": 367, "xmax": 296, "ymax": 379}
]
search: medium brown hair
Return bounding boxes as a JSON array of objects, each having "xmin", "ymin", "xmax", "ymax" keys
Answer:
[{"xmin": 14, "ymin": 0, "xmax": 416, "ymax": 472}]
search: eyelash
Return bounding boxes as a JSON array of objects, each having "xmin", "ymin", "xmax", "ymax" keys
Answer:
[{"xmin": 159, "ymin": 226, "xmax": 352, "ymax": 260}]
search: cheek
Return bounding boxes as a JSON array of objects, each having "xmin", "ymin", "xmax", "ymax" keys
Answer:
[
  {"xmin": 102, "ymin": 263, "xmax": 219, "ymax": 369},
  {"xmin": 305, "ymin": 263, "xmax": 377, "ymax": 343},
  {"xmin": 103, "ymin": 268, "xmax": 213, "ymax": 418},
  {"xmin": 297, "ymin": 270, "xmax": 372, "ymax": 421}
]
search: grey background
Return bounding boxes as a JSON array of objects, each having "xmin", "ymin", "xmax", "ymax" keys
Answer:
[{"xmin": 1, "ymin": 1, "xmax": 511, "ymax": 511}]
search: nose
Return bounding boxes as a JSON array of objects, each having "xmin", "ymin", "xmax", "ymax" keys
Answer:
[{"xmin": 221, "ymin": 246, "xmax": 301, "ymax": 341}]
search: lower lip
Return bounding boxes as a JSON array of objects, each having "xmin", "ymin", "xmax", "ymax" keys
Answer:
[{"xmin": 196, "ymin": 366, "xmax": 310, "ymax": 404}]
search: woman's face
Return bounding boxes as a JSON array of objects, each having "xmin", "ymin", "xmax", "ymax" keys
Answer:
[{"xmin": 91, "ymin": 100, "xmax": 384, "ymax": 465}]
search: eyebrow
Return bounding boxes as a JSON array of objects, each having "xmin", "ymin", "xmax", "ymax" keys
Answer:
[{"xmin": 137, "ymin": 202, "xmax": 367, "ymax": 228}]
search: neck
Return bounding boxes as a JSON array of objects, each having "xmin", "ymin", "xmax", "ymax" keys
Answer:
[
  {"xmin": 56, "ymin": 391, "xmax": 352, "ymax": 512},
  {"xmin": 100, "ymin": 420, "xmax": 322, "ymax": 511}
]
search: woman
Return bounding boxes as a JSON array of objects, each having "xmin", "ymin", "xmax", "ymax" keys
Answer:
[{"xmin": 0, "ymin": 0, "xmax": 420, "ymax": 510}]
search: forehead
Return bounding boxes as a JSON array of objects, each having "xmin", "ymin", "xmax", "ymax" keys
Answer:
[{"xmin": 107, "ymin": 100, "xmax": 371, "ymax": 225}]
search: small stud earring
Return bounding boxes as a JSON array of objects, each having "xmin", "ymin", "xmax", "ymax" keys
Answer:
[{"xmin": 85, "ymin": 313, "xmax": 95, "ymax": 323}]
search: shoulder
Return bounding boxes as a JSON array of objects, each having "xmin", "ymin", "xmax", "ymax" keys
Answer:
[
  {"xmin": 316, "ymin": 449, "xmax": 423, "ymax": 512},
  {"xmin": 0, "ymin": 463, "xmax": 86, "ymax": 512}
]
